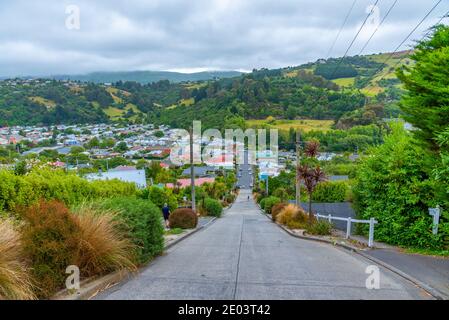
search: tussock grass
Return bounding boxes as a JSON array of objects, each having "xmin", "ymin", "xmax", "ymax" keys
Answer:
[
  {"xmin": 0, "ymin": 219, "xmax": 35, "ymax": 300},
  {"xmin": 276, "ymin": 204, "xmax": 308, "ymax": 230},
  {"xmin": 72, "ymin": 205, "xmax": 137, "ymax": 277}
]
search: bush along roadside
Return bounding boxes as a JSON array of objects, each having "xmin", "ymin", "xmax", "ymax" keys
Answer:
[
  {"xmin": 4, "ymin": 200, "xmax": 138, "ymax": 299},
  {"xmin": 260, "ymin": 201, "xmax": 332, "ymax": 237},
  {"xmin": 169, "ymin": 208, "xmax": 198, "ymax": 229},
  {"xmin": 0, "ymin": 196, "xmax": 166, "ymax": 300},
  {"xmin": 99, "ymin": 197, "xmax": 165, "ymax": 265},
  {"xmin": 203, "ymin": 198, "xmax": 223, "ymax": 218},
  {"xmin": 0, "ymin": 218, "xmax": 36, "ymax": 300}
]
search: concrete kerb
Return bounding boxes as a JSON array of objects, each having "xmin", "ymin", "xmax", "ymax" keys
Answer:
[
  {"xmin": 256, "ymin": 202, "xmax": 444, "ymax": 300},
  {"xmin": 54, "ymin": 214, "xmax": 223, "ymax": 300}
]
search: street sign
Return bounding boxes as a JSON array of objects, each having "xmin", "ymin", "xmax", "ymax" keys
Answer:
[{"xmin": 428, "ymin": 206, "xmax": 441, "ymax": 235}]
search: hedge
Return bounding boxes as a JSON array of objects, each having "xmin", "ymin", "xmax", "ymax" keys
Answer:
[
  {"xmin": 312, "ymin": 181, "xmax": 349, "ymax": 203},
  {"xmin": 203, "ymin": 198, "xmax": 223, "ymax": 217},
  {"xmin": 0, "ymin": 169, "xmax": 137, "ymax": 212},
  {"xmin": 99, "ymin": 197, "xmax": 165, "ymax": 264},
  {"xmin": 169, "ymin": 208, "xmax": 198, "ymax": 229},
  {"xmin": 262, "ymin": 196, "xmax": 281, "ymax": 214}
]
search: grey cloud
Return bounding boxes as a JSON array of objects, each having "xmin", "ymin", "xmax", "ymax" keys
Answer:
[{"xmin": 0, "ymin": 0, "xmax": 447, "ymax": 76}]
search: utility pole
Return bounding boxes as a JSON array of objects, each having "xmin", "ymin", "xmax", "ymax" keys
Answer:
[
  {"xmin": 190, "ymin": 127, "xmax": 196, "ymax": 212},
  {"xmin": 295, "ymin": 130, "xmax": 301, "ymax": 207}
]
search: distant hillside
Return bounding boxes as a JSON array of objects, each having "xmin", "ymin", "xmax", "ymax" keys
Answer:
[
  {"xmin": 0, "ymin": 51, "xmax": 411, "ymax": 128},
  {"xmin": 291, "ymin": 50, "xmax": 412, "ymax": 97},
  {"xmin": 51, "ymin": 70, "xmax": 244, "ymax": 84}
]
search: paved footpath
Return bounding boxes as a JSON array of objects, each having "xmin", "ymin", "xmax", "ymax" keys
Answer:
[
  {"xmin": 365, "ymin": 248, "xmax": 449, "ymax": 298},
  {"xmin": 97, "ymin": 190, "xmax": 432, "ymax": 300}
]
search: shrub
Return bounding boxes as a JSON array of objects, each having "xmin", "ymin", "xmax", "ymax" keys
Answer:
[
  {"xmin": 0, "ymin": 168, "xmax": 137, "ymax": 212},
  {"xmin": 147, "ymin": 186, "xmax": 178, "ymax": 210},
  {"xmin": 203, "ymin": 198, "xmax": 223, "ymax": 217},
  {"xmin": 271, "ymin": 203, "xmax": 287, "ymax": 222},
  {"xmin": 255, "ymin": 192, "xmax": 266, "ymax": 204},
  {"xmin": 306, "ymin": 220, "xmax": 333, "ymax": 236},
  {"xmin": 21, "ymin": 200, "xmax": 80, "ymax": 299},
  {"xmin": 0, "ymin": 219, "xmax": 35, "ymax": 300},
  {"xmin": 100, "ymin": 197, "xmax": 164, "ymax": 264},
  {"xmin": 169, "ymin": 208, "xmax": 198, "ymax": 229},
  {"xmin": 353, "ymin": 125, "xmax": 447, "ymax": 249},
  {"xmin": 276, "ymin": 204, "xmax": 308, "ymax": 229},
  {"xmin": 71, "ymin": 205, "xmax": 137, "ymax": 277},
  {"xmin": 259, "ymin": 198, "xmax": 267, "ymax": 210},
  {"xmin": 263, "ymin": 196, "xmax": 281, "ymax": 214},
  {"xmin": 312, "ymin": 181, "xmax": 349, "ymax": 203},
  {"xmin": 273, "ymin": 188, "xmax": 289, "ymax": 202},
  {"xmin": 225, "ymin": 193, "xmax": 236, "ymax": 205}
]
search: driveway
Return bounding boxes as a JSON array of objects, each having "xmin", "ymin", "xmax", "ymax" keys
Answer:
[{"xmin": 96, "ymin": 190, "xmax": 432, "ymax": 300}]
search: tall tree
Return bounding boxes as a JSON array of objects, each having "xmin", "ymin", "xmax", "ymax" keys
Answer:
[{"xmin": 397, "ymin": 25, "xmax": 449, "ymax": 151}]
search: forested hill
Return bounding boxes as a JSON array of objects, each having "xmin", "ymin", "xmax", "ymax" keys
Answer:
[
  {"xmin": 0, "ymin": 51, "xmax": 409, "ymax": 128},
  {"xmin": 51, "ymin": 70, "xmax": 244, "ymax": 84}
]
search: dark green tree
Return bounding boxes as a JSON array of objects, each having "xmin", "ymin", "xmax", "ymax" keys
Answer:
[{"xmin": 397, "ymin": 25, "xmax": 449, "ymax": 150}]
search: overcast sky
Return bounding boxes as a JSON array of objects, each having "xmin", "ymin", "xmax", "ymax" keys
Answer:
[{"xmin": 0, "ymin": 0, "xmax": 447, "ymax": 77}]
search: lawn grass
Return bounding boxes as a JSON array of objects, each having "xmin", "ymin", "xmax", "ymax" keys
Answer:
[
  {"xmin": 104, "ymin": 107, "xmax": 124, "ymax": 118},
  {"xmin": 367, "ymin": 51, "xmax": 413, "ymax": 84},
  {"xmin": 404, "ymin": 247, "xmax": 449, "ymax": 257},
  {"xmin": 332, "ymin": 77, "xmax": 355, "ymax": 87},
  {"xmin": 179, "ymin": 98, "xmax": 194, "ymax": 106},
  {"xmin": 361, "ymin": 86, "xmax": 384, "ymax": 96},
  {"xmin": 246, "ymin": 119, "xmax": 334, "ymax": 132},
  {"xmin": 167, "ymin": 98, "xmax": 195, "ymax": 110},
  {"xmin": 284, "ymin": 70, "xmax": 299, "ymax": 78},
  {"xmin": 104, "ymin": 103, "xmax": 141, "ymax": 120},
  {"xmin": 29, "ymin": 96, "xmax": 56, "ymax": 109},
  {"xmin": 184, "ymin": 83, "xmax": 207, "ymax": 90},
  {"xmin": 165, "ymin": 228, "xmax": 184, "ymax": 236},
  {"xmin": 106, "ymin": 87, "xmax": 124, "ymax": 104}
]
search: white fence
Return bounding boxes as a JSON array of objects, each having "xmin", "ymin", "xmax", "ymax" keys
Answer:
[{"xmin": 315, "ymin": 214, "xmax": 378, "ymax": 248}]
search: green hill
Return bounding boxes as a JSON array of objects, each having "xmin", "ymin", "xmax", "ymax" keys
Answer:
[
  {"xmin": 51, "ymin": 70, "xmax": 243, "ymax": 84},
  {"xmin": 0, "ymin": 51, "xmax": 411, "ymax": 128}
]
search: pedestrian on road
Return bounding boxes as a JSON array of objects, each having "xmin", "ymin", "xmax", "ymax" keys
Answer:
[{"xmin": 162, "ymin": 203, "xmax": 171, "ymax": 229}]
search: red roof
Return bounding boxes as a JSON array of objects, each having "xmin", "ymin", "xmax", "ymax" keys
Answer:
[
  {"xmin": 166, "ymin": 177, "xmax": 215, "ymax": 189},
  {"xmin": 50, "ymin": 161, "xmax": 66, "ymax": 167}
]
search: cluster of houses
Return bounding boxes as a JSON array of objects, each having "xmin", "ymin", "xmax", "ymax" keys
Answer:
[
  {"xmin": 0, "ymin": 123, "xmax": 175, "ymax": 159},
  {"xmin": 0, "ymin": 123, "xmax": 245, "ymax": 189},
  {"xmin": 1, "ymin": 122, "xmax": 353, "ymax": 189}
]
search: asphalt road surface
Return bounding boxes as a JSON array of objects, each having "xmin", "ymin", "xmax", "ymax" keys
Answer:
[
  {"xmin": 236, "ymin": 151, "xmax": 253, "ymax": 189},
  {"xmin": 96, "ymin": 190, "xmax": 431, "ymax": 300}
]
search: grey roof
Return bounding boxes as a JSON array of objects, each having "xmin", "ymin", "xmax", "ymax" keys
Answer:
[
  {"xmin": 182, "ymin": 166, "xmax": 217, "ymax": 177},
  {"xmin": 56, "ymin": 147, "xmax": 72, "ymax": 155},
  {"xmin": 329, "ymin": 175, "xmax": 349, "ymax": 181},
  {"xmin": 86, "ymin": 169, "xmax": 147, "ymax": 189}
]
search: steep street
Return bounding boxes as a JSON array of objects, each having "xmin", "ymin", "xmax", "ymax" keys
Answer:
[{"xmin": 97, "ymin": 189, "xmax": 431, "ymax": 300}]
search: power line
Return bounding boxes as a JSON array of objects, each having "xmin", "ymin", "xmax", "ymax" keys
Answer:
[
  {"xmin": 376, "ymin": 10, "xmax": 449, "ymax": 82},
  {"xmin": 358, "ymin": 0, "xmax": 399, "ymax": 55},
  {"xmin": 330, "ymin": 0, "xmax": 381, "ymax": 79},
  {"xmin": 326, "ymin": 0, "xmax": 358, "ymax": 59},
  {"xmin": 371, "ymin": 0, "xmax": 444, "ymax": 78},
  {"xmin": 380, "ymin": 11, "xmax": 449, "ymax": 74}
]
